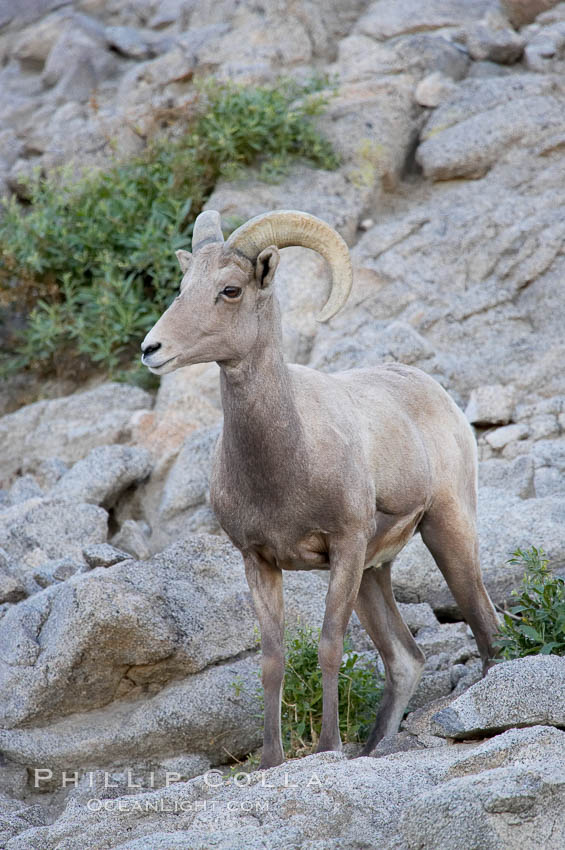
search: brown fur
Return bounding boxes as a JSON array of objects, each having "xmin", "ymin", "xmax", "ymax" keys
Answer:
[{"xmin": 142, "ymin": 232, "xmax": 500, "ymax": 769}]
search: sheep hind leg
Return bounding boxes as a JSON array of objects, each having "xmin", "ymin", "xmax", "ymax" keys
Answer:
[
  {"xmin": 419, "ymin": 505, "xmax": 500, "ymax": 675},
  {"xmin": 354, "ymin": 563, "xmax": 425, "ymax": 756}
]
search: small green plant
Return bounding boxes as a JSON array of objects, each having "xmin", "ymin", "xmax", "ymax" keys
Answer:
[
  {"xmin": 278, "ymin": 623, "xmax": 382, "ymax": 758},
  {"xmin": 494, "ymin": 546, "xmax": 565, "ymax": 659},
  {"xmin": 0, "ymin": 76, "xmax": 338, "ymax": 379}
]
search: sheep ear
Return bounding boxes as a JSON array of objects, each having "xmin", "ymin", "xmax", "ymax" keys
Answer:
[
  {"xmin": 175, "ymin": 249, "xmax": 192, "ymax": 274},
  {"xmin": 255, "ymin": 246, "xmax": 280, "ymax": 289}
]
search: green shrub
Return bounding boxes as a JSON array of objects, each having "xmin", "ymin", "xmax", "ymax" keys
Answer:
[
  {"xmin": 494, "ymin": 546, "xmax": 565, "ymax": 659},
  {"xmin": 0, "ymin": 77, "xmax": 338, "ymax": 379},
  {"xmin": 278, "ymin": 624, "xmax": 382, "ymax": 758}
]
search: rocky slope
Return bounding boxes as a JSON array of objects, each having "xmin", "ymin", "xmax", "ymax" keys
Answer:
[{"xmin": 1, "ymin": 0, "xmax": 565, "ymax": 846}]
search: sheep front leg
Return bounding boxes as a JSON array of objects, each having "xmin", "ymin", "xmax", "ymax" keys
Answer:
[
  {"xmin": 316, "ymin": 536, "xmax": 366, "ymax": 754},
  {"xmin": 244, "ymin": 553, "xmax": 285, "ymax": 769}
]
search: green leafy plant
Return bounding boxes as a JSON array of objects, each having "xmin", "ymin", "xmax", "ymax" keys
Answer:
[
  {"xmin": 494, "ymin": 546, "xmax": 565, "ymax": 659},
  {"xmin": 276, "ymin": 624, "xmax": 382, "ymax": 758},
  {"xmin": 0, "ymin": 76, "xmax": 338, "ymax": 379}
]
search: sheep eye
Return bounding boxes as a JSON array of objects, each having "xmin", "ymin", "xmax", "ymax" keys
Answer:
[{"xmin": 221, "ymin": 286, "xmax": 242, "ymax": 300}]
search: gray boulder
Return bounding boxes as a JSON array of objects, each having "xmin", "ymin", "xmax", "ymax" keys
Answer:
[
  {"xmin": 433, "ymin": 656, "xmax": 565, "ymax": 738},
  {"xmin": 0, "ymin": 534, "xmax": 328, "ymax": 729},
  {"xmin": 50, "ymin": 445, "xmax": 152, "ymax": 507},
  {"xmin": 0, "ymin": 655, "xmax": 262, "ymax": 774},
  {"xmin": 110, "ymin": 519, "xmax": 151, "ymax": 560},
  {"xmin": 42, "ymin": 20, "xmax": 114, "ymax": 89},
  {"xmin": 336, "ymin": 32, "xmax": 470, "ymax": 85},
  {"xmin": 104, "ymin": 25, "xmax": 159, "ymax": 59},
  {"xmin": 402, "ymin": 726, "xmax": 565, "ymax": 849},
  {"xmin": 347, "ymin": 149, "xmax": 565, "ymax": 406},
  {"xmin": 7, "ymin": 475, "xmax": 43, "ymax": 505},
  {"xmin": 416, "ymin": 74, "xmax": 565, "ymax": 181},
  {"xmin": 2, "ymin": 750, "xmax": 447, "ymax": 849},
  {"xmin": 465, "ymin": 384, "xmax": 516, "ymax": 426},
  {"xmin": 0, "ymin": 792, "xmax": 48, "ymax": 848},
  {"xmin": 479, "ymin": 455, "xmax": 536, "ymax": 499},
  {"xmin": 355, "ymin": 0, "xmax": 493, "ymax": 40},
  {"xmin": 7, "ymin": 727, "xmax": 565, "ymax": 850},
  {"xmin": 524, "ymin": 18, "xmax": 565, "ymax": 72},
  {"xmin": 205, "ymin": 163, "xmax": 365, "ymax": 247},
  {"xmin": 0, "ymin": 563, "xmax": 177, "ymax": 726},
  {"xmin": 0, "ymin": 573, "xmax": 26, "ymax": 605},
  {"xmin": 82, "ymin": 544, "xmax": 132, "ymax": 569},
  {"xmin": 464, "ymin": 14, "xmax": 525, "ymax": 64},
  {"xmin": 0, "ymin": 383, "xmax": 152, "ymax": 485},
  {"xmin": 11, "ymin": 8, "xmax": 74, "ymax": 67},
  {"xmin": 158, "ymin": 426, "xmax": 220, "ymax": 521},
  {"xmin": 531, "ymin": 438, "xmax": 565, "ymax": 497},
  {"xmin": 32, "ymin": 557, "xmax": 82, "ymax": 588},
  {"xmin": 0, "ymin": 497, "xmax": 107, "ymax": 580}
]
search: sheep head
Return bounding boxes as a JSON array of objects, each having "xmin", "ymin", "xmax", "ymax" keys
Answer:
[{"xmin": 141, "ymin": 209, "xmax": 352, "ymax": 373}]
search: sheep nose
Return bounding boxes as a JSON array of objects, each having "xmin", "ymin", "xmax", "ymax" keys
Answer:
[{"xmin": 141, "ymin": 341, "xmax": 162, "ymax": 357}]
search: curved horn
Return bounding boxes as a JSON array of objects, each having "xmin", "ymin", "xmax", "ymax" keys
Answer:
[
  {"xmin": 226, "ymin": 210, "xmax": 352, "ymax": 322},
  {"xmin": 192, "ymin": 210, "xmax": 224, "ymax": 252}
]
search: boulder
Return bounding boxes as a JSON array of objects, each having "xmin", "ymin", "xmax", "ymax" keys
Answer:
[
  {"xmin": 158, "ymin": 425, "xmax": 220, "ymax": 521},
  {"xmin": 11, "ymin": 8, "xmax": 73, "ymax": 67},
  {"xmin": 50, "ymin": 445, "xmax": 152, "ymax": 507},
  {"xmin": 415, "ymin": 72, "xmax": 458, "ymax": 107},
  {"xmin": 0, "ymin": 383, "xmax": 153, "ymax": 486},
  {"xmin": 32, "ymin": 557, "xmax": 83, "ymax": 588},
  {"xmin": 205, "ymin": 163, "xmax": 365, "ymax": 247},
  {"xmin": 0, "ymin": 793, "xmax": 48, "ymax": 848},
  {"xmin": 464, "ymin": 13, "xmax": 525, "ymax": 64},
  {"xmin": 42, "ymin": 21, "xmax": 115, "ymax": 89},
  {"xmin": 148, "ymin": 0, "xmax": 193, "ymax": 30},
  {"xmin": 433, "ymin": 655, "xmax": 565, "ymax": 738},
  {"xmin": 104, "ymin": 25, "xmax": 159, "ymax": 59},
  {"xmin": 335, "ymin": 33, "xmax": 469, "ymax": 86},
  {"xmin": 7, "ymin": 475, "xmax": 43, "ymax": 505},
  {"xmin": 0, "ymin": 497, "xmax": 107, "ymax": 581},
  {"xmin": 82, "ymin": 544, "xmax": 131, "ymax": 569},
  {"xmin": 415, "ymin": 622, "xmax": 478, "ymax": 664},
  {"xmin": 465, "ymin": 384, "xmax": 516, "ymax": 426},
  {"xmin": 416, "ymin": 74, "xmax": 565, "ymax": 181},
  {"xmin": 0, "ymin": 655, "xmax": 262, "ymax": 773},
  {"xmin": 110, "ymin": 519, "xmax": 151, "ymax": 560},
  {"xmin": 402, "ymin": 726, "xmax": 565, "ymax": 849},
  {"xmin": 0, "ymin": 751, "xmax": 448, "ymax": 849},
  {"xmin": 0, "ymin": 573, "xmax": 26, "ymax": 605},
  {"xmin": 0, "ymin": 129, "xmax": 22, "ymax": 171},
  {"xmin": 531, "ymin": 437, "xmax": 565, "ymax": 497},
  {"xmin": 310, "ymin": 312, "xmax": 436, "ymax": 374},
  {"xmin": 23, "ymin": 459, "xmax": 68, "ymax": 490},
  {"xmin": 348, "ymin": 131, "xmax": 565, "ymax": 405},
  {"xmin": 356, "ymin": 0, "xmax": 493, "ymax": 40},
  {"xmin": 7, "ymin": 728, "xmax": 565, "ymax": 850},
  {"xmin": 485, "ymin": 423, "xmax": 529, "ymax": 450},
  {"xmin": 479, "ymin": 455, "xmax": 536, "ymax": 498},
  {"xmin": 523, "ymin": 20, "xmax": 565, "ymax": 72},
  {"xmin": 315, "ymin": 76, "xmax": 422, "ymax": 196},
  {"xmin": 0, "ymin": 534, "xmax": 328, "ymax": 728},
  {"xmin": 51, "ymin": 56, "xmax": 99, "ymax": 103}
]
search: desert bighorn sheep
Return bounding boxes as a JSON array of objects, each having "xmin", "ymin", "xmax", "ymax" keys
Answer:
[{"xmin": 141, "ymin": 209, "xmax": 500, "ymax": 769}]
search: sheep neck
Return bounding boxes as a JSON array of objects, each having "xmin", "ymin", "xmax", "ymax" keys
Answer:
[{"xmin": 218, "ymin": 297, "xmax": 305, "ymax": 488}]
